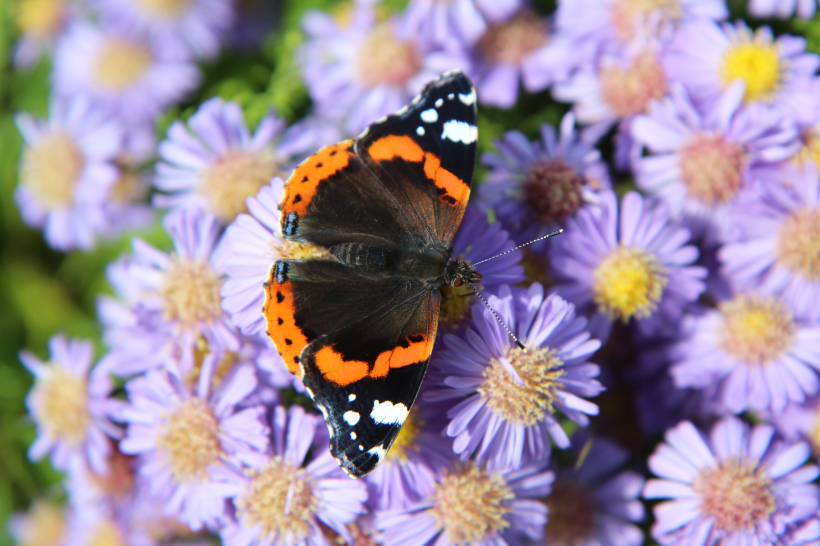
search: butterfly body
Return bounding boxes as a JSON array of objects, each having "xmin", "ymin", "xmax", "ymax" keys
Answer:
[{"xmin": 263, "ymin": 70, "xmax": 478, "ymax": 478}]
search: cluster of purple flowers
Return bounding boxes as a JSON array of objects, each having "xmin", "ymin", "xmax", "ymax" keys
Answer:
[{"xmin": 11, "ymin": 0, "xmax": 820, "ymax": 545}]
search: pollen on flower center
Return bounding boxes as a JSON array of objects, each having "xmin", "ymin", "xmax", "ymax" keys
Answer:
[
  {"xmin": 777, "ymin": 208, "xmax": 820, "ymax": 282},
  {"xmin": 720, "ymin": 41, "xmax": 781, "ymax": 103},
  {"xmin": 523, "ymin": 160, "xmax": 585, "ymax": 223},
  {"xmin": 385, "ymin": 409, "xmax": 421, "ymax": 464},
  {"xmin": 599, "ymin": 52, "xmax": 668, "ymax": 117},
  {"xmin": 543, "ymin": 478, "xmax": 596, "ymax": 546},
  {"xmin": 693, "ymin": 459, "xmax": 777, "ymax": 533},
  {"xmin": 198, "ymin": 150, "xmax": 281, "ymax": 223},
  {"xmin": 17, "ymin": 0, "xmax": 63, "ymax": 35},
  {"xmin": 679, "ymin": 133, "xmax": 745, "ymax": 206},
  {"xmin": 31, "ymin": 366, "xmax": 90, "ymax": 446},
  {"xmin": 133, "ymin": 0, "xmax": 191, "ymax": 19},
  {"xmin": 593, "ymin": 246, "xmax": 668, "ymax": 321},
  {"xmin": 480, "ymin": 346, "xmax": 565, "ymax": 426},
  {"xmin": 155, "ymin": 398, "xmax": 222, "ymax": 484},
  {"xmin": 719, "ymin": 295, "xmax": 795, "ymax": 365},
  {"xmin": 431, "ymin": 462, "xmax": 514, "ymax": 544},
  {"xmin": 158, "ymin": 258, "xmax": 224, "ymax": 329},
  {"xmin": 477, "ymin": 12, "xmax": 548, "ymax": 64},
  {"xmin": 609, "ymin": 0, "xmax": 681, "ymax": 42},
  {"xmin": 235, "ymin": 457, "xmax": 317, "ymax": 543},
  {"xmin": 439, "ymin": 283, "xmax": 475, "ymax": 327},
  {"xmin": 22, "ymin": 132, "xmax": 84, "ymax": 210},
  {"xmin": 109, "ymin": 170, "xmax": 148, "ymax": 205},
  {"xmin": 88, "ymin": 519, "xmax": 127, "ymax": 546},
  {"xmin": 17, "ymin": 500, "xmax": 66, "ymax": 546},
  {"xmin": 93, "ymin": 38, "xmax": 152, "ymax": 92},
  {"xmin": 795, "ymin": 127, "xmax": 820, "ymax": 171},
  {"xmin": 356, "ymin": 23, "xmax": 421, "ymax": 87}
]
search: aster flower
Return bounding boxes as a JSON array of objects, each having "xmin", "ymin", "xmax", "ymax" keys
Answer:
[
  {"xmin": 300, "ymin": 2, "xmax": 470, "ymax": 134},
  {"xmin": 21, "ymin": 335, "xmax": 122, "ymax": 476},
  {"xmin": 644, "ymin": 417, "xmax": 820, "ymax": 546},
  {"xmin": 549, "ymin": 189, "xmax": 707, "ymax": 340},
  {"xmin": 64, "ymin": 446, "xmax": 135, "ymax": 510},
  {"xmin": 15, "ymin": 98, "xmax": 123, "ymax": 251},
  {"xmin": 766, "ymin": 394, "xmax": 820, "ymax": 456},
  {"xmin": 12, "ymin": 0, "xmax": 74, "ymax": 67},
  {"xmin": 53, "ymin": 22, "xmax": 200, "ymax": 125},
  {"xmin": 541, "ymin": 435, "xmax": 644, "ymax": 546},
  {"xmin": 119, "ymin": 360, "xmax": 269, "ymax": 530},
  {"xmin": 478, "ymin": 112, "xmax": 610, "ymax": 248},
  {"xmin": 154, "ymin": 98, "xmax": 304, "ymax": 224},
  {"xmin": 719, "ymin": 163, "xmax": 820, "ymax": 322},
  {"xmin": 427, "ymin": 283, "xmax": 603, "ymax": 470},
  {"xmin": 632, "ymin": 82, "xmax": 800, "ymax": 240},
  {"xmin": 664, "ymin": 20, "xmax": 820, "ymax": 127},
  {"xmin": 374, "ymin": 459, "xmax": 553, "ymax": 546},
  {"xmin": 670, "ymin": 289, "xmax": 820, "ymax": 415},
  {"xmin": 399, "ymin": 0, "xmax": 522, "ymax": 50},
  {"xmin": 213, "ymin": 404, "xmax": 368, "ymax": 546},
  {"xmin": 750, "ymin": 0, "xmax": 818, "ymax": 18},
  {"xmin": 102, "ymin": 159, "xmax": 155, "ymax": 238},
  {"xmin": 8, "ymin": 500, "xmax": 68, "ymax": 546},
  {"xmin": 92, "ymin": 0, "xmax": 234, "ymax": 60}
]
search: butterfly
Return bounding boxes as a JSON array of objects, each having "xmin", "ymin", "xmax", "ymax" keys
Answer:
[{"xmin": 263, "ymin": 70, "xmax": 479, "ymax": 478}]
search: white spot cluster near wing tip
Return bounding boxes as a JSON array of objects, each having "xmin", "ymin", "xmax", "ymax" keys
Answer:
[
  {"xmin": 348, "ymin": 394, "xmax": 356, "ymax": 402},
  {"xmin": 350, "ymin": 431, "xmax": 357, "ymax": 440},
  {"xmin": 435, "ymin": 98, "xmax": 444, "ymax": 108},
  {"xmin": 368, "ymin": 445, "xmax": 387, "ymax": 460},
  {"xmin": 441, "ymin": 120, "xmax": 478, "ymax": 145},
  {"xmin": 343, "ymin": 411, "xmax": 360, "ymax": 426},
  {"xmin": 459, "ymin": 89, "xmax": 476, "ymax": 105},
  {"xmin": 417, "ymin": 126, "xmax": 425, "ymax": 136},
  {"xmin": 420, "ymin": 108, "xmax": 438, "ymax": 123},
  {"xmin": 370, "ymin": 400, "xmax": 409, "ymax": 425}
]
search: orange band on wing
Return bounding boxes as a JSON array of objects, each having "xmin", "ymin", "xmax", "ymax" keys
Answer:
[
  {"xmin": 421, "ymin": 153, "xmax": 470, "ymax": 207},
  {"xmin": 263, "ymin": 267, "xmax": 308, "ymax": 377},
  {"xmin": 282, "ymin": 140, "xmax": 354, "ymax": 217},
  {"xmin": 314, "ymin": 345, "xmax": 370, "ymax": 386},
  {"xmin": 367, "ymin": 135, "xmax": 425, "ymax": 162},
  {"xmin": 370, "ymin": 334, "xmax": 433, "ymax": 379}
]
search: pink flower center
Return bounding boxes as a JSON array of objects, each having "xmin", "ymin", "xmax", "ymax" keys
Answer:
[
  {"xmin": 599, "ymin": 51, "xmax": 667, "ymax": 118},
  {"xmin": 477, "ymin": 12, "xmax": 548, "ymax": 65},
  {"xmin": 609, "ymin": 0, "xmax": 681, "ymax": 42},
  {"xmin": 778, "ymin": 208, "xmax": 820, "ymax": 282},
  {"xmin": 679, "ymin": 133, "xmax": 745, "ymax": 207},
  {"xmin": 543, "ymin": 478, "xmax": 595, "ymax": 546},
  {"xmin": 693, "ymin": 459, "xmax": 777, "ymax": 533},
  {"xmin": 523, "ymin": 159, "xmax": 585, "ymax": 223},
  {"xmin": 356, "ymin": 23, "xmax": 422, "ymax": 87},
  {"xmin": 719, "ymin": 294, "xmax": 795, "ymax": 365}
]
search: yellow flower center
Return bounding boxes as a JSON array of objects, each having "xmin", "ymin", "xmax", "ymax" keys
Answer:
[
  {"xmin": 719, "ymin": 295, "xmax": 795, "ymax": 365},
  {"xmin": 158, "ymin": 257, "xmax": 224, "ymax": 330},
  {"xmin": 235, "ymin": 457, "xmax": 318, "ymax": 543},
  {"xmin": 599, "ymin": 52, "xmax": 668, "ymax": 117},
  {"xmin": 477, "ymin": 12, "xmax": 548, "ymax": 64},
  {"xmin": 431, "ymin": 463, "xmax": 515, "ymax": 544},
  {"xmin": 15, "ymin": 500, "xmax": 66, "ymax": 546},
  {"xmin": 593, "ymin": 246, "xmax": 668, "ymax": 322},
  {"xmin": 88, "ymin": 519, "xmax": 127, "ymax": 546},
  {"xmin": 356, "ymin": 23, "xmax": 422, "ymax": 87},
  {"xmin": 186, "ymin": 337, "xmax": 241, "ymax": 390},
  {"xmin": 17, "ymin": 0, "xmax": 64, "ymax": 36},
  {"xmin": 385, "ymin": 409, "xmax": 421, "ymax": 464},
  {"xmin": 198, "ymin": 150, "xmax": 281, "ymax": 223},
  {"xmin": 93, "ymin": 38, "xmax": 152, "ymax": 92},
  {"xmin": 795, "ymin": 127, "xmax": 820, "ymax": 171},
  {"xmin": 479, "ymin": 346, "xmax": 565, "ymax": 427},
  {"xmin": 109, "ymin": 169, "xmax": 148, "ymax": 205},
  {"xmin": 31, "ymin": 365, "xmax": 90, "ymax": 447},
  {"xmin": 439, "ymin": 283, "xmax": 475, "ymax": 327},
  {"xmin": 679, "ymin": 133, "xmax": 745, "ymax": 206},
  {"xmin": 609, "ymin": 0, "xmax": 681, "ymax": 42},
  {"xmin": 777, "ymin": 208, "xmax": 820, "ymax": 282},
  {"xmin": 155, "ymin": 398, "xmax": 222, "ymax": 484},
  {"xmin": 720, "ymin": 41, "xmax": 781, "ymax": 103},
  {"xmin": 21, "ymin": 132, "xmax": 84, "ymax": 210},
  {"xmin": 811, "ymin": 410, "xmax": 820, "ymax": 455},
  {"xmin": 132, "ymin": 0, "xmax": 191, "ymax": 19},
  {"xmin": 543, "ymin": 478, "xmax": 596, "ymax": 546},
  {"xmin": 693, "ymin": 459, "xmax": 777, "ymax": 533}
]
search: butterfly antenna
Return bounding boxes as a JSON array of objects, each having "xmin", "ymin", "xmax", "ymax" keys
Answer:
[
  {"xmin": 467, "ymin": 283, "xmax": 527, "ymax": 352},
  {"xmin": 470, "ymin": 229, "xmax": 563, "ymax": 267}
]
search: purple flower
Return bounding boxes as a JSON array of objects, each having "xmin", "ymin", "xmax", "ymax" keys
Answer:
[
  {"xmin": 15, "ymin": 99, "xmax": 123, "ymax": 251},
  {"xmin": 644, "ymin": 417, "xmax": 820, "ymax": 545},
  {"xmin": 427, "ymin": 284, "xmax": 603, "ymax": 470},
  {"xmin": 549, "ymin": 190, "xmax": 707, "ymax": 341},
  {"xmin": 154, "ymin": 98, "xmax": 311, "ymax": 224},
  {"xmin": 213, "ymin": 405, "xmax": 368, "ymax": 546},
  {"xmin": 750, "ymin": 0, "xmax": 817, "ymax": 19},
  {"xmin": 399, "ymin": 0, "xmax": 521, "ymax": 50},
  {"xmin": 300, "ymin": 2, "xmax": 469, "ymax": 135},
  {"xmin": 542, "ymin": 435, "xmax": 645, "ymax": 546},
  {"xmin": 12, "ymin": 0, "xmax": 74, "ymax": 68},
  {"xmin": 664, "ymin": 20, "xmax": 820, "ymax": 127},
  {"xmin": 97, "ymin": 209, "xmax": 240, "ymax": 377},
  {"xmin": 21, "ymin": 335, "xmax": 122, "ymax": 475},
  {"xmin": 53, "ymin": 22, "xmax": 200, "ymax": 125},
  {"xmin": 101, "ymin": 160, "xmax": 155, "ymax": 239},
  {"xmin": 119, "ymin": 362, "xmax": 269, "ymax": 530},
  {"xmin": 478, "ymin": 113, "xmax": 610, "ymax": 248},
  {"xmin": 765, "ymin": 394, "xmax": 820, "ymax": 455},
  {"xmin": 91, "ymin": 0, "xmax": 234, "ymax": 60},
  {"xmin": 669, "ymin": 290, "xmax": 820, "ymax": 415},
  {"xmin": 719, "ymin": 163, "xmax": 820, "ymax": 322},
  {"xmin": 632, "ymin": 83, "xmax": 800, "ymax": 240},
  {"xmin": 374, "ymin": 459, "xmax": 553, "ymax": 546}
]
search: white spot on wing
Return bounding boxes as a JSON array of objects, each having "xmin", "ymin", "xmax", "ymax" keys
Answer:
[
  {"xmin": 420, "ymin": 108, "xmax": 438, "ymax": 123},
  {"xmin": 441, "ymin": 120, "xmax": 478, "ymax": 144},
  {"xmin": 343, "ymin": 411, "xmax": 360, "ymax": 426},
  {"xmin": 350, "ymin": 431, "xmax": 357, "ymax": 440},
  {"xmin": 359, "ymin": 445, "xmax": 364, "ymax": 451},
  {"xmin": 368, "ymin": 445, "xmax": 387, "ymax": 460},
  {"xmin": 370, "ymin": 400, "xmax": 409, "ymax": 425},
  {"xmin": 416, "ymin": 126, "xmax": 425, "ymax": 136},
  {"xmin": 448, "ymin": 93, "xmax": 454, "ymax": 100},
  {"xmin": 459, "ymin": 89, "xmax": 477, "ymax": 105},
  {"xmin": 435, "ymin": 98, "xmax": 444, "ymax": 107},
  {"xmin": 348, "ymin": 394, "xmax": 356, "ymax": 402}
]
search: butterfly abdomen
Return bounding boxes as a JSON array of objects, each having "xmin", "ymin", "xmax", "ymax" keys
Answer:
[{"xmin": 331, "ymin": 242, "xmax": 395, "ymax": 271}]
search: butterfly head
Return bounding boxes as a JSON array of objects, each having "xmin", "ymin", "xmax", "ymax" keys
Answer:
[{"xmin": 444, "ymin": 258, "xmax": 483, "ymax": 288}]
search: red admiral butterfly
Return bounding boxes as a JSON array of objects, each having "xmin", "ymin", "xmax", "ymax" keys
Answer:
[{"xmin": 264, "ymin": 70, "xmax": 479, "ymax": 478}]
